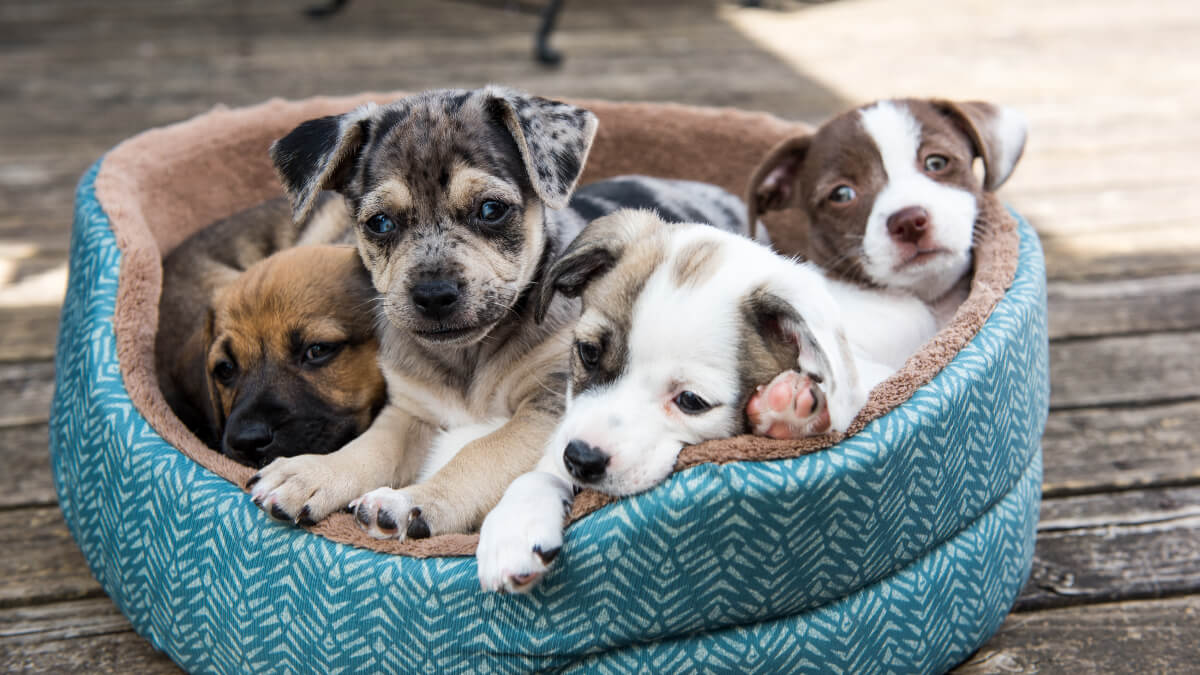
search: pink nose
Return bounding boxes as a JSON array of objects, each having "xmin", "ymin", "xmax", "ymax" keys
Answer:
[{"xmin": 886, "ymin": 207, "xmax": 930, "ymax": 244}]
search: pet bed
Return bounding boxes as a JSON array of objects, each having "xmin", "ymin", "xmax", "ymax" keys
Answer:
[{"xmin": 51, "ymin": 93, "xmax": 1048, "ymax": 674}]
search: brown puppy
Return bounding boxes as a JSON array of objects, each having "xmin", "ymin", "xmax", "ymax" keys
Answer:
[
  {"xmin": 747, "ymin": 98, "xmax": 1027, "ymax": 325},
  {"xmin": 206, "ymin": 245, "xmax": 386, "ymax": 470}
]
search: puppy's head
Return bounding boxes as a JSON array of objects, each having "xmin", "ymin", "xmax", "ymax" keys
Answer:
[
  {"xmin": 534, "ymin": 210, "xmax": 846, "ymax": 496},
  {"xmin": 206, "ymin": 246, "xmax": 386, "ymax": 467},
  {"xmin": 270, "ymin": 87, "xmax": 598, "ymax": 347},
  {"xmin": 750, "ymin": 98, "xmax": 1027, "ymax": 300}
]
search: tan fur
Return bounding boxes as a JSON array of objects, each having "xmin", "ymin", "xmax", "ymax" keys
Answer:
[{"xmin": 671, "ymin": 239, "xmax": 725, "ymax": 289}]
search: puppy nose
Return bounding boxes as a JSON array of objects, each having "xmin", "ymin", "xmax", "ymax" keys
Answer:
[
  {"xmin": 563, "ymin": 439, "xmax": 609, "ymax": 483},
  {"xmin": 226, "ymin": 421, "xmax": 273, "ymax": 456},
  {"xmin": 410, "ymin": 280, "xmax": 459, "ymax": 320},
  {"xmin": 886, "ymin": 206, "xmax": 930, "ymax": 244}
]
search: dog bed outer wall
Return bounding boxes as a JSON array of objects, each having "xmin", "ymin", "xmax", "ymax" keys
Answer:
[{"xmin": 52, "ymin": 99, "xmax": 1048, "ymax": 674}]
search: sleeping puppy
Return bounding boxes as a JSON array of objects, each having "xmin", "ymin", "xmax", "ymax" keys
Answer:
[
  {"xmin": 476, "ymin": 209, "xmax": 936, "ymax": 593},
  {"xmin": 205, "ymin": 245, "xmax": 386, "ymax": 468},
  {"xmin": 747, "ymin": 98, "xmax": 1027, "ymax": 327},
  {"xmin": 157, "ymin": 194, "xmax": 360, "ymax": 451},
  {"xmin": 248, "ymin": 87, "xmax": 755, "ymax": 537}
]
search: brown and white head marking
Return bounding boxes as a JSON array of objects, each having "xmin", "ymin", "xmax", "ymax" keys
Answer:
[
  {"xmin": 533, "ymin": 210, "xmax": 861, "ymax": 496},
  {"xmin": 270, "ymin": 87, "xmax": 598, "ymax": 348},
  {"xmin": 749, "ymin": 98, "xmax": 1027, "ymax": 303}
]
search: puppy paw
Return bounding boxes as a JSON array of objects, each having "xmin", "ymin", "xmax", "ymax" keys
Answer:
[
  {"xmin": 248, "ymin": 454, "xmax": 361, "ymax": 526},
  {"xmin": 349, "ymin": 487, "xmax": 435, "ymax": 540},
  {"xmin": 746, "ymin": 370, "xmax": 831, "ymax": 440},
  {"xmin": 477, "ymin": 472, "xmax": 571, "ymax": 594}
]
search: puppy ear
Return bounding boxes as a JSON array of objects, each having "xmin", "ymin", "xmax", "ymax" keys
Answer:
[
  {"xmin": 935, "ymin": 100, "xmax": 1028, "ymax": 191},
  {"xmin": 200, "ymin": 307, "xmax": 227, "ymax": 438},
  {"xmin": 485, "ymin": 87, "xmax": 598, "ymax": 210},
  {"xmin": 270, "ymin": 102, "xmax": 378, "ymax": 223},
  {"xmin": 743, "ymin": 285, "xmax": 834, "ymax": 386},
  {"xmin": 746, "ymin": 135, "xmax": 812, "ymax": 239},
  {"xmin": 533, "ymin": 210, "xmax": 660, "ymax": 324}
]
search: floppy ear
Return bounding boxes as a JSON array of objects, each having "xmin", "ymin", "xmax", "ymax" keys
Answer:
[
  {"xmin": 743, "ymin": 285, "xmax": 834, "ymax": 387},
  {"xmin": 533, "ymin": 210, "xmax": 659, "ymax": 323},
  {"xmin": 485, "ymin": 87, "xmax": 599, "ymax": 210},
  {"xmin": 746, "ymin": 134, "xmax": 812, "ymax": 239},
  {"xmin": 270, "ymin": 102, "xmax": 378, "ymax": 223},
  {"xmin": 935, "ymin": 100, "xmax": 1028, "ymax": 191},
  {"xmin": 200, "ymin": 307, "xmax": 227, "ymax": 442}
]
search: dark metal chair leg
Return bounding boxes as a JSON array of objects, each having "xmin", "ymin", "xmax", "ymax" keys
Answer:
[
  {"xmin": 306, "ymin": 0, "xmax": 350, "ymax": 19},
  {"xmin": 534, "ymin": 0, "xmax": 566, "ymax": 66}
]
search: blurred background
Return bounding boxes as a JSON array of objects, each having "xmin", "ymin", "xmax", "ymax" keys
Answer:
[{"xmin": 2, "ymin": 1, "xmax": 1198, "ymax": 672}]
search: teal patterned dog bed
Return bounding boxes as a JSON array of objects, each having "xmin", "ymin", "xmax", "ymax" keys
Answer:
[{"xmin": 52, "ymin": 103, "xmax": 1047, "ymax": 674}]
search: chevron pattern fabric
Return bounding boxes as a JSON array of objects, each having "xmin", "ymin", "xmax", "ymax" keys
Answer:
[{"xmin": 51, "ymin": 159, "xmax": 1048, "ymax": 674}]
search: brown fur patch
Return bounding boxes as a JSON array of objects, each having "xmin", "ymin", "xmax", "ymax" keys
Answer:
[{"xmin": 671, "ymin": 239, "xmax": 724, "ymax": 289}]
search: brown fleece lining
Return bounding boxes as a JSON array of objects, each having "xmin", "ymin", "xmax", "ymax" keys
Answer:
[{"xmin": 95, "ymin": 93, "xmax": 1018, "ymax": 558}]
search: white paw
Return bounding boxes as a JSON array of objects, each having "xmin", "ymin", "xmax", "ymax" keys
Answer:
[
  {"xmin": 745, "ymin": 370, "xmax": 832, "ymax": 440},
  {"xmin": 477, "ymin": 472, "xmax": 572, "ymax": 594},
  {"xmin": 248, "ymin": 454, "xmax": 361, "ymax": 526},
  {"xmin": 349, "ymin": 487, "xmax": 429, "ymax": 540}
]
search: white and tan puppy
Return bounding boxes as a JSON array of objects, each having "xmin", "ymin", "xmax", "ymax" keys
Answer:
[{"xmin": 476, "ymin": 210, "xmax": 936, "ymax": 593}]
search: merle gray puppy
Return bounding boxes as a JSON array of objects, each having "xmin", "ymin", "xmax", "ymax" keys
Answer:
[{"xmin": 248, "ymin": 86, "xmax": 758, "ymax": 541}]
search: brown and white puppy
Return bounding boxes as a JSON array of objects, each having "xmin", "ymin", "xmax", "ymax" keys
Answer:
[
  {"xmin": 205, "ymin": 245, "xmax": 386, "ymax": 470},
  {"xmin": 248, "ymin": 87, "xmax": 755, "ymax": 539},
  {"xmin": 748, "ymin": 98, "xmax": 1027, "ymax": 326},
  {"xmin": 476, "ymin": 210, "xmax": 935, "ymax": 593},
  {"xmin": 157, "ymin": 194, "xmax": 357, "ymax": 451}
]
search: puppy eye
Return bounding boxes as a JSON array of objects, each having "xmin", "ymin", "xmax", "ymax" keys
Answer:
[
  {"xmin": 212, "ymin": 360, "xmax": 237, "ymax": 385},
  {"xmin": 303, "ymin": 342, "xmax": 343, "ymax": 366},
  {"xmin": 924, "ymin": 154, "xmax": 950, "ymax": 172},
  {"xmin": 674, "ymin": 390, "xmax": 713, "ymax": 415},
  {"xmin": 477, "ymin": 200, "xmax": 510, "ymax": 224},
  {"xmin": 829, "ymin": 185, "xmax": 856, "ymax": 204},
  {"xmin": 365, "ymin": 214, "xmax": 397, "ymax": 236},
  {"xmin": 576, "ymin": 340, "xmax": 601, "ymax": 370}
]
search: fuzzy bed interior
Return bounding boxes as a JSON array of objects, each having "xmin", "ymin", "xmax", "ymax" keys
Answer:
[{"xmin": 94, "ymin": 92, "xmax": 1019, "ymax": 557}]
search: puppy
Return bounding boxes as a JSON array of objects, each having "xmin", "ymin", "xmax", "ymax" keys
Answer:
[
  {"xmin": 157, "ymin": 194, "xmax": 358, "ymax": 450},
  {"xmin": 476, "ymin": 209, "xmax": 936, "ymax": 593},
  {"xmin": 248, "ymin": 87, "xmax": 756, "ymax": 539},
  {"xmin": 205, "ymin": 245, "xmax": 386, "ymax": 468},
  {"xmin": 747, "ymin": 98, "xmax": 1027, "ymax": 326}
]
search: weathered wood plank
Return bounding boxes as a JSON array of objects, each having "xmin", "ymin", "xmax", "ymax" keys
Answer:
[
  {"xmin": 956, "ymin": 595, "xmax": 1200, "ymax": 674},
  {"xmin": 0, "ymin": 307, "xmax": 61, "ymax": 362},
  {"xmin": 0, "ymin": 507, "xmax": 100, "ymax": 609},
  {"xmin": 1047, "ymin": 273, "xmax": 1200, "ymax": 340},
  {"xmin": 1042, "ymin": 400, "xmax": 1200, "ymax": 497},
  {"xmin": 0, "ymin": 598, "xmax": 180, "ymax": 674},
  {"xmin": 1017, "ymin": 486, "xmax": 1200, "ymax": 611},
  {"xmin": 0, "ymin": 423, "xmax": 55, "ymax": 508},
  {"xmin": 0, "ymin": 361, "xmax": 55, "ymax": 427},
  {"xmin": 1048, "ymin": 332, "xmax": 1200, "ymax": 409}
]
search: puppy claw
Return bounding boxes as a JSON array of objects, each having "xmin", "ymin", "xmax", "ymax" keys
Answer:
[
  {"xmin": 406, "ymin": 509, "xmax": 432, "ymax": 539},
  {"xmin": 269, "ymin": 503, "xmax": 291, "ymax": 522},
  {"xmin": 248, "ymin": 454, "xmax": 363, "ymax": 528},
  {"xmin": 245, "ymin": 474, "xmax": 261, "ymax": 489},
  {"xmin": 352, "ymin": 488, "xmax": 429, "ymax": 540},
  {"xmin": 297, "ymin": 506, "xmax": 316, "ymax": 528}
]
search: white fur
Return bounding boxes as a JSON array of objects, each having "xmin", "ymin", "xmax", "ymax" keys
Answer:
[
  {"xmin": 989, "ymin": 105, "xmax": 1029, "ymax": 188},
  {"xmin": 858, "ymin": 101, "xmax": 979, "ymax": 302},
  {"xmin": 477, "ymin": 219, "xmax": 937, "ymax": 593},
  {"xmin": 419, "ymin": 419, "xmax": 508, "ymax": 482}
]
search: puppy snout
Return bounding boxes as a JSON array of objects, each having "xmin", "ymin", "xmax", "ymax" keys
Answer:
[
  {"xmin": 886, "ymin": 206, "xmax": 930, "ymax": 244},
  {"xmin": 563, "ymin": 439, "xmax": 609, "ymax": 483},
  {"xmin": 410, "ymin": 280, "xmax": 460, "ymax": 320},
  {"xmin": 226, "ymin": 420, "xmax": 274, "ymax": 456}
]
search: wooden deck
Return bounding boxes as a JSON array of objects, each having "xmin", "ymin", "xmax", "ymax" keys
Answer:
[{"xmin": 2, "ymin": 0, "xmax": 1198, "ymax": 671}]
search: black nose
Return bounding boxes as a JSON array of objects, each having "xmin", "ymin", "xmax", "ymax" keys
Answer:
[
  {"xmin": 563, "ymin": 439, "xmax": 608, "ymax": 483},
  {"xmin": 225, "ymin": 421, "xmax": 273, "ymax": 456},
  {"xmin": 410, "ymin": 280, "xmax": 460, "ymax": 320},
  {"xmin": 886, "ymin": 206, "xmax": 930, "ymax": 244}
]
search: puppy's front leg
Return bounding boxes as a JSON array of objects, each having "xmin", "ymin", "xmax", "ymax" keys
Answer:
[
  {"xmin": 477, "ymin": 450, "xmax": 575, "ymax": 593},
  {"xmin": 249, "ymin": 404, "xmax": 430, "ymax": 525},
  {"xmin": 350, "ymin": 396, "xmax": 558, "ymax": 541}
]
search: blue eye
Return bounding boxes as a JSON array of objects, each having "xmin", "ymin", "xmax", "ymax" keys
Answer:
[
  {"xmin": 365, "ymin": 214, "xmax": 396, "ymax": 236},
  {"xmin": 674, "ymin": 390, "xmax": 713, "ymax": 415},
  {"xmin": 478, "ymin": 200, "xmax": 510, "ymax": 223},
  {"xmin": 829, "ymin": 185, "xmax": 856, "ymax": 204},
  {"xmin": 924, "ymin": 154, "xmax": 949, "ymax": 172}
]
